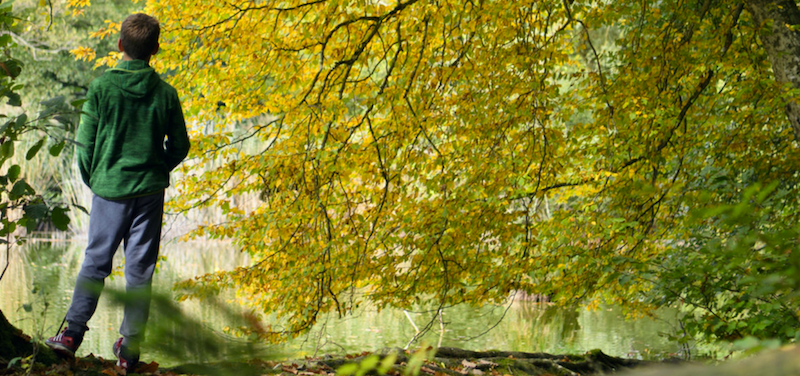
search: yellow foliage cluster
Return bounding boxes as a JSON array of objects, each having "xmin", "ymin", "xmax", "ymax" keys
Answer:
[
  {"xmin": 66, "ymin": 0, "xmax": 91, "ymax": 16},
  {"xmin": 89, "ymin": 21, "xmax": 120, "ymax": 39},
  {"xmin": 73, "ymin": 0, "xmax": 800, "ymax": 341},
  {"xmin": 70, "ymin": 46, "xmax": 96, "ymax": 62}
]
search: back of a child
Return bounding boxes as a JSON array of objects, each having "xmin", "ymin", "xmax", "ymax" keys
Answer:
[{"xmin": 77, "ymin": 57, "xmax": 188, "ymax": 198}]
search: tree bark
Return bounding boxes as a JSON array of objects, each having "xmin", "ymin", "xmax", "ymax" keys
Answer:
[
  {"xmin": 0, "ymin": 309, "xmax": 60, "ymax": 368},
  {"xmin": 745, "ymin": 0, "xmax": 800, "ymax": 143},
  {"xmin": 0, "ymin": 309, "xmax": 33, "ymax": 365}
]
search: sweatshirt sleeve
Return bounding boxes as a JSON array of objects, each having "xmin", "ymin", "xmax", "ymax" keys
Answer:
[
  {"xmin": 76, "ymin": 86, "xmax": 99, "ymax": 187},
  {"xmin": 164, "ymin": 93, "xmax": 190, "ymax": 171}
]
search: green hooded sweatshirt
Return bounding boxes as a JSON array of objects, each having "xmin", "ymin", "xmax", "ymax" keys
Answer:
[{"xmin": 76, "ymin": 60, "xmax": 190, "ymax": 199}]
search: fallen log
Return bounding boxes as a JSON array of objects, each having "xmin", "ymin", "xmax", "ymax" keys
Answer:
[{"xmin": 315, "ymin": 347, "xmax": 655, "ymax": 376}]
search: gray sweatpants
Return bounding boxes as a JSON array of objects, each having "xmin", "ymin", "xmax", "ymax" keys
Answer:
[{"xmin": 66, "ymin": 191, "xmax": 164, "ymax": 347}]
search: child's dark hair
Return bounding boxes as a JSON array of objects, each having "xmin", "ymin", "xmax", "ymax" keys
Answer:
[{"xmin": 120, "ymin": 13, "xmax": 160, "ymax": 60}]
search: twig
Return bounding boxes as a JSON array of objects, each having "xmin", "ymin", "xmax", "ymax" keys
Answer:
[
  {"xmin": 404, "ymin": 309, "xmax": 420, "ymax": 333},
  {"xmin": 404, "ymin": 306, "xmax": 443, "ymax": 349},
  {"xmin": 455, "ymin": 292, "xmax": 516, "ymax": 342},
  {"xmin": 46, "ymin": 0, "xmax": 54, "ymax": 31},
  {"xmin": 0, "ymin": 233, "xmax": 10, "ymax": 283},
  {"xmin": 437, "ymin": 309, "xmax": 444, "ymax": 348}
]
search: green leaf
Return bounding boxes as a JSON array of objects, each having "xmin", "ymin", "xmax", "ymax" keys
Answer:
[
  {"xmin": 8, "ymin": 180, "xmax": 32, "ymax": 200},
  {"xmin": 40, "ymin": 95, "xmax": 65, "ymax": 108},
  {"xmin": 25, "ymin": 138, "xmax": 44, "ymax": 160},
  {"xmin": 0, "ymin": 221, "xmax": 16, "ymax": 236},
  {"xmin": 1, "ymin": 60, "xmax": 22, "ymax": 79},
  {"xmin": 7, "ymin": 164, "xmax": 19, "ymax": 182},
  {"xmin": 49, "ymin": 140, "xmax": 65, "ymax": 156},
  {"xmin": 378, "ymin": 353, "xmax": 397, "ymax": 374},
  {"xmin": 6, "ymin": 92, "xmax": 21, "ymax": 106},
  {"xmin": 72, "ymin": 203, "xmax": 89, "ymax": 215},
  {"xmin": 54, "ymin": 115, "xmax": 74, "ymax": 129},
  {"xmin": 8, "ymin": 356, "xmax": 22, "ymax": 369},
  {"xmin": 24, "ymin": 203, "xmax": 47, "ymax": 220},
  {"xmin": 337, "ymin": 363, "xmax": 359, "ymax": 376},
  {"xmin": 51, "ymin": 206, "xmax": 70, "ymax": 231},
  {"xmin": 23, "ymin": 216, "xmax": 36, "ymax": 232},
  {"xmin": 356, "ymin": 355, "xmax": 380, "ymax": 376},
  {"xmin": 15, "ymin": 113, "xmax": 26, "ymax": 128},
  {"xmin": 71, "ymin": 98, "xmax": 87, "ymax": 109},
  {"xmin": 0, "ymin": 140, "xmax": 13, "ymax": 159}
]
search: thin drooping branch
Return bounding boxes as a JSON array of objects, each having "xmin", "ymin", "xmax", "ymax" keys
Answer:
[
  {"xmin": 0, "ymin": 31, "xmax": 73, "ymax": 61},
  {"xmin": 0, "ymin": 234, "xmax": 9, "ymax": 283}
]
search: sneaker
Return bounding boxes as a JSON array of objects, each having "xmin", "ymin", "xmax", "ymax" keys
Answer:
[
  {"xmin": 112, "ymin": 337, "xmax": 139, "ymax": 372},
  {"xmin": 45, "ymin": 328, "xmax": 82, "ymax": 357}
]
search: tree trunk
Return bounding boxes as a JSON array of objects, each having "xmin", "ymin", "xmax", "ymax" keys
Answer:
[
  {"xmin": 0, "ymin": 309, "xmax": 59, "ymax": 368},
  {"xmin": 745, "ymin": 0, "xmax": 800, "ymax": 143},
  {"xmin": 0, "ymin": 308, "xmax": 33, "ymax": 365}
]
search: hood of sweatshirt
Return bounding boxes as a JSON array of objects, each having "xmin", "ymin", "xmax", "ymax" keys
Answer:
[{"xmin": 106, "ymin": 59, "xmax": 160, "ymax": 99}]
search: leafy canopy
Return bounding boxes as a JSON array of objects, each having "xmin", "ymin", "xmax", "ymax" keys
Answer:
[
  {"xmin": 74, "ymin": 0, "xmax": 800, "ymax": 344},
  {"xmin": 0, "ymin": 1, "xmax": 78, "ymax": 279}
]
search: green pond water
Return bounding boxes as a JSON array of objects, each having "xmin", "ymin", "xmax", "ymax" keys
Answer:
[{"xmin": 0, "ymin": 241, "xmax": 683, "ymax": 366}]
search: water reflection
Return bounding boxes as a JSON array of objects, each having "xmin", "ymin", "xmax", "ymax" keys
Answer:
[{"xmin": 0, "ymin": 242, "xmax": 680, "ymax": 366}]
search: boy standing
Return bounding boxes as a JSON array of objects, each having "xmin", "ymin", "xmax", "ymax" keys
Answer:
[{"xmin": 45, "ymin": 13, "xmax": 190, "ymax": 372}]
